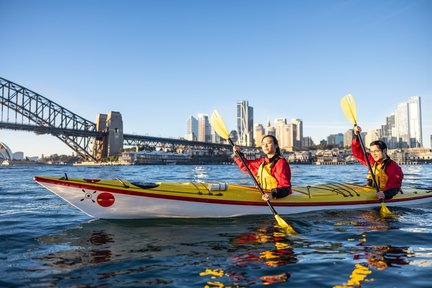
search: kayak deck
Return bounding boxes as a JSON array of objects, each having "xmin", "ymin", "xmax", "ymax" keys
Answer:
[{"xmin": 33, "ymin": 175, "xmax": 432, "ymax": 219}]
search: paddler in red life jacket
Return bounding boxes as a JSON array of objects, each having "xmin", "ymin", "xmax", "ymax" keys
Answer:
[
  {"xmin": 352, "ymin": 126, "xmax": 404, "ymax": 200},
  {"xmin": 232, "ymin": 134, "xmax": 292, "ymax": 201}
]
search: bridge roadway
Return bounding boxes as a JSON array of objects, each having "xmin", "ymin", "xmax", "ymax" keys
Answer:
[
  {"xmin": 0, "ymin": 77, "xmax": 232, "ymax": 161},
  {"xmin": 0, "ymin": 122, "xmax": 232, "ymax": 153}
]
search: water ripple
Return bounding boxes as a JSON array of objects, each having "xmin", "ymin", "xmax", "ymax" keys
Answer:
[{"xmin": 1, "ymin": 164, "xmax": 431, "ymax": 287}]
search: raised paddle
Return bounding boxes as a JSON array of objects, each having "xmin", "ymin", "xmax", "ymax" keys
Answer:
[
  {"xmin": 210, "ymin": 110, "xmax": 297, "ymax": 235},
  {"xmin": 341, "ymin": 94, "xmax": 393, "ymax": 217}
]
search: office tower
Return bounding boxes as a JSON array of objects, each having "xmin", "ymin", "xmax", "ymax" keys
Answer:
[
  {"xmin": 274, "ymin": 118, "xmax": 288, "ymax": 148},
  {"xmin": 197, "ymin": 114, "xmax": 211, "ymax": 142},
  {"xmin": 380, "ymin": 113, "xmax": 398, "ymax": 148},
  {"xmin": 302, "ymin": 136, "xmax": 314, "ymax": 148},
  {"xmin": 291, "ymin": 118, "xmax": 303, "ymax": 149},
  {"xmin": 395, "ymin": 102, "xmax": 410, "ymax": 147},
  {"xmin": 274, "ymin": 118, "xmax": 300, "ymax": 150},
  {"xmin": 185, "ymin": 116, "xmax": 198, "ymax": 141},
  {"xmin": 394, "ymin": 96, "xmax": 423, "ymax": 148},
  {"xmin": 266, "ymin": 120, "xmax": 276, "ymax": 137},
  {"xmin": 288, "ymin": 123, "xmax": 298, "ymax": 150},
  {"xmin": 343, "ymin": 129, "xmax": 354, "ymax": 148},
  {"xmin": 254, "ymin": 123, "xmax": 265, "ymax": 147},
  {"xmin": 237, "ymin": 101, "xmax": 254, "ymax": 146},
  {"xmin": 407, "ymin": 96, "xmax": 422, "ymax": 147},
  {"xmin": 327, "ymin": 133, "xmax": 344, "ymax": 147},
  {"xmin": 365, "ymin": 129, "xmax": 380, "ymax": 148}
]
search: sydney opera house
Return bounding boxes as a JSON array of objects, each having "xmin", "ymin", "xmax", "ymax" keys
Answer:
[
  {"xmin": 0, "ymin": 142, "xmax": 25, "ymax": 165},
  {"xmin": 0, "ymin": 142, "xmax": 13, "ymax": 161}
]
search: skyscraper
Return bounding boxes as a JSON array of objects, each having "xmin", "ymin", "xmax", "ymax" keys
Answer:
[
  {"xmin": 185, "ymin": 116, "xmax": 198, "ymax": 141},
  {"xmin": 266, "ymin": 120, "xmax": 276, "ymax": 137},
  {"xmin": 291, "ymin": 118, "xmax": 303, "ymax": 149},
  {"xmin": 395, "ymin": 102, "xmax": 410, "ymax": 147},
  {"xmin": 407, "ymin": 96, "xmax": 422, "ymax": 147},
  {"xmin": 237, "ymin": 101, "xmax": 254, "ymax": 146},
  {"xmin": 197, "ymin": 114, "xmax": 211, "ymax": 143},
  {"xmin": 274, "ymin": 118, "xmax": 288, "ymax": 148},
  {"xmin": 254, "ymin": 123, "xmax": 265, "ymax": 147},
  {"xmin": 382, "ymin": 96, "xmax": 423, "ymax": 148},
  {"xmin": 343, "ymin": 129, "xmax": 354, "ymax": 148}
]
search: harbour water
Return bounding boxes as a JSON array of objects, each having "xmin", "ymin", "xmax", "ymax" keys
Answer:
[{"xmin": 0, "ymin": 164, "xmax": 431, "ymax": 287}]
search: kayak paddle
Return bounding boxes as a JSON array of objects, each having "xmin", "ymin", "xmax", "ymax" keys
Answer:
[
  {"xmin": 210, "ymin": 109, "xmax": 297, "ymax": 235},
  {"xmin": 341, "ymin": 94, "xmax": 393, "ymax": 217}
]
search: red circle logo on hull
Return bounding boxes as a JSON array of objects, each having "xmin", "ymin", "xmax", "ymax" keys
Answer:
[{"xmin": 97, "ymin": 192, "xmax": 115, "ymax": 207}]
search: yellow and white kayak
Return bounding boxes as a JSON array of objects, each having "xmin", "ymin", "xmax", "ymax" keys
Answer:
[{"xmin": 34, "ymin": 175, "xmax": 432, "ymax": 219}]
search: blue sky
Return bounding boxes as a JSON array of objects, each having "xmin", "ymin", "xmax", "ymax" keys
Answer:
[{"xmin": 1, "ymin": 0, "xmax": 431, "ymax": 157}]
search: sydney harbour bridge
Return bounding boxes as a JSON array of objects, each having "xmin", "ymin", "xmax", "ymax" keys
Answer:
[{"xmin": 0, "ymin": 77, "xmax": 231, "ymax": 162}]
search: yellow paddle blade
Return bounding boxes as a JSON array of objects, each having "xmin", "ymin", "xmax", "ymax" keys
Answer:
[
  {"xmin": 210, "ymin": 110, "xmax": 230, "ymax": 139},
  {"xmin": 275, "ymin": 214, "xmax": 297, "ymax": 235},
  {"xmin": 380, "ymin": 202, "xmax": 393, "ymax": 218},
  {"xmin": 341, "ymin": 93, "xmax": 357, "ymax": 125}
]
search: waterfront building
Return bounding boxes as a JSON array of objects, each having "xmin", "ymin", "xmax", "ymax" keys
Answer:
[
  {"xmin": 121, "ymin": 150, "xmax": 191, "ymax": 165},
  {"xmin": 13, "ymin": 152, "xmax": 24, "ymax": 160},
  {"xmin": 197, "ymin": 114, "xmax": 211, "ymax": 143},
  {"xmin": 381, "ymin": 96, "xmax": 423, "ymax": 148},
  {"xmin": 405, "ymin": 148, "xmax": 432, "ymax": 164},
  {"xmin": 272, "ymin": 118, "xmax": 300, "ymax": 151},
  {"xmin": 364, "ymin": 129, "xmax": 380, "ymax": 148},
  {"xmin": 212, "ymin": 126, "xmax": 225, "ymax": 144},
  {"xmin": 254, "ymin": 123, "xmax": 265, "ymax": 147},
  {"xmin": 237, "ymin": 100, "xmax": 254, "ymax": 146},
  {"xmin": 407, "ymin": 96, "xmax": 422, "ymax": 147},
  {"xmin": 315, "ymin": 148, "xmax": 345, "ymax": 165},
  {"xmin": 266, "ymin": 120, "xmax": 276, "ymax": 137},
  {"xmin": 327, "ymin": 133, "xmax": 344, "ymax": 147},
  {"xmin": 274, "ymin": 118, "xmax": 288, "ymax": 148},
  {"xmin": 286, "ymin": 151, "xmax": 312, "ymax": 163},
  {"xmin": 395, "ymin": 101, "xmax": 410, "ymax": 147},
  {"xmin": 287, "ymin": 122, "xmax": 297, "ymax": 150},
  {"xmin": 380, "ymin": 113, "xmax": 399, "ymax": 148},
  {"xmin": 291, "ymin": 119, "xmax": 303, "ymax": 149},
  {"xmin": 343, "ymin": 129, "xmax": 354, "ymax": 148},
  {"xmin": 302, "ymin": 136, "xmax": 314, "ymax": 148},
  {"xmin": 389, "ymin": 148, "xmax": 432, "ymax": 165},
  {"xmin": 185, "ymin": 116, "xmax": 198, "ymax": 141}
]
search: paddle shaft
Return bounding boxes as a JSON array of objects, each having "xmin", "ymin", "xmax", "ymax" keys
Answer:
[
  {"xmin": 355, "ymin": 126, "xmax": 380, "ymax": 193},
  {"xmin": 228, "ymin": 138, "xmax": 280, "ymax": 216}
]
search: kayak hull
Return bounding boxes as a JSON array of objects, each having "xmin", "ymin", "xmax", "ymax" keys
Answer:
[{"xmin": 34, "ymin": 175, "xmax": 432, "ymax": 219}]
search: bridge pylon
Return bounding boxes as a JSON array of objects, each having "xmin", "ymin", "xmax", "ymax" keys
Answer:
[{"xmin": 93, "ymin": 112, "xmax": 124, "ymax": 160}]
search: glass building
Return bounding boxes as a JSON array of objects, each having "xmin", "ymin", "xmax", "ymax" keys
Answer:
[{"xmin": 236, "ymin": 101, "xmax": 254, "ymax": 146}]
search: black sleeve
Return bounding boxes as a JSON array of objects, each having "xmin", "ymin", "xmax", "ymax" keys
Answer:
[
  {"xmin": 383, "ymin": 188, "xmax": 400, "ymax": 199},
  {"xmin": 270, "ymin": 187, "xmax": 291, "ymax": 199}
]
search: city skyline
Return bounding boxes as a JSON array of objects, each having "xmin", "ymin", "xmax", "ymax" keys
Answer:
[
  {"xmin": 186, "ymin": 96, "xmax": 425, "ymax": 151},
  {"xmin": 1, "ymin": 0, "xmax": 431, "ymax": 157},
  {"xmin": 0, "ymin": 92, "xmax": 430, "ymax": 158}
]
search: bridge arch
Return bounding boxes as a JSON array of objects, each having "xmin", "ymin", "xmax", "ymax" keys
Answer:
[{"xmin": 1, "ymin": 77, "xmax": 232, "ymax": 162}]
